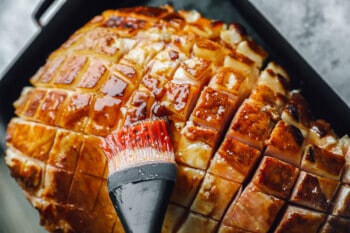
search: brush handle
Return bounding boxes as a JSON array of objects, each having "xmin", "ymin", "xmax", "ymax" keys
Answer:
[{"xmin": 108, "ymin": 163, "xmax": 176, "ymax": 233}]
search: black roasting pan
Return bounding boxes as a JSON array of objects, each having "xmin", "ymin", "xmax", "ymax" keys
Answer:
[
  {"xmin": 0, "ymin": 0, "xmax": 349, "ymax": 231},
  {"xmin": 1, "ymin": 0, "xmax": 350, "ymax": 151}
]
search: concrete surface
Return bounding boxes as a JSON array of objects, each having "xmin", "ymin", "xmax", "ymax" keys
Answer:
[{"xmin": 252, "ymin": 0, "xmax": 350, "ymax": 104}]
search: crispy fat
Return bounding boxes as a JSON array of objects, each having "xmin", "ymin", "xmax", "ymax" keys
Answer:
[{"xmin": 5, "ymin": 5, "xmax": 349, "ymax": 233}]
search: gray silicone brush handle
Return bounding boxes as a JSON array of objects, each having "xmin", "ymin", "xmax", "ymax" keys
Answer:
[{"xmin": 107, "ymin": 163, "xmax": 176, "ymax": 233}]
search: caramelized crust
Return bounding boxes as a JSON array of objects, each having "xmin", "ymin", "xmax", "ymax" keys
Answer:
[
  {"xmin": 307, "ymin": 120, "xmax": 340, "ymax": 151},
  {"xmin": 208, "ymin": 137, "xmax": 261, "ymax": 183},
  {"xmin": 332, "ymin": 184, "xmax": 350, "ymax": 217},
  {"xmin": 281, "ymin": 91, "xmax": 311, "ymax": 131},
  {"xmin": 190, "ymin": 174, "xmax": 240, "ymax": 220},
  {"xmin": 5, "ymin": 5, "xmax": 349, "ymax": 233},
  {"xmin": 274, "ymin": 205, "xmax": 326, "ymax": 233},
  {"xmin": 229, "ymin": 100, "xmax": 274, "ymax": 150},
  {"xmin": 191, "ymin": 87, "xmax": 235, "ymax": 131},
  {"xmin": 6, "ymin": 149, "xmax": 43, "ymax": 193},
  {"xmin": 319, "ymin": 215, "xmax": 350, "ymax": 233},
  {"xmin": 177, "ymin": 213, "xmax": 218, "ymax": 233},
  {"xmin": 223, "ymin": 186, "xmax": 284, "ymax": 233},
  {"xmin": 170, "ymin": 165, "xmax": 205, "ymax": 207},
  {"xmin": 252, "ymin": 156, "xmax": 299, "ymax": 199},
  {"xmin": 123, "ymin": 88, "xmax": 155, "ymax": 125},
  {"xmin": 162, "ymin": 204, "xmax": 187, "ymax": 233},
  {"xmin": 54, "ymin": 56, "xmax": 87, "ymax": 85},
  {"xmin": 301, "ymin": 144, "xmax": 345, "ymax": 180},
  {"xmin": 208, "ymin": 67, "xmax": 251, "ymax": 102},
  {"xmin": 7, "ymin": 119, "xmax": 56, "ymax": 161},
  {"xmin": 58, "ymin": 92, "xmax": 92, "ymax": 132},
  {"xmin": 291, "ymin": 171, "xmax": 339, "ymax": 212},
  {"xmin": 47, "ymin": 130, "xmax": 83, "ymax": 172},
  {"xmin": 176, "ymin": 124, "xmax": 219, "ymax": 170},
  {"xmin": 85, "ymin": 95, "xmax": 123, "ymax": 136},
  {"xmin": 218, "ymin": 225, "xmax": 253, "ymax": 233},
  {"xmin": 159, "ymin": 81, "xmax": 200, "ymax": 121},
  {"xmin": 249, "ymin": 85, "xmax": 286, "ymax": 112},
  {"xmin": 100, "ymin": 73, "xmax": 133, "ymax": 98},
  {"xmin": 37, "ymin": 90, "xmax": 68, "ymax": 126},
  {"xmin": 265, "ymin": 120, "xmax": 304, "ymax": 166}
]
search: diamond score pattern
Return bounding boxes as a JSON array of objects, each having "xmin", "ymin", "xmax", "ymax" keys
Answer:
[{"xmin": 5, "ymin": 5, "xmax": 350, "ymax": 233}]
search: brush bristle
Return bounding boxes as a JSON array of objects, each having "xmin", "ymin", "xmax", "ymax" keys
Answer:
[{"xmin": 101, "ymin": 118, "xmax": 175, "ymax": 174}]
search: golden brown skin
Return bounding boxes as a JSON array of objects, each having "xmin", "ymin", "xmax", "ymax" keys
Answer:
[{"xmin": 5, "ymin": 5, "xmax": 350, "ymax": 233}]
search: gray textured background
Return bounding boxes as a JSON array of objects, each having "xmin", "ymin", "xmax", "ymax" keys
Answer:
[
  {"xmin": 0, "ymin": 0, "xmax": 349, "ymax": 232},
  {"xmin": 254, "ymin": 0, "xmax": 350, "ymax": 104}
]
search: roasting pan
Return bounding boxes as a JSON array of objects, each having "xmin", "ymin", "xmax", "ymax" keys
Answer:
[{"xmin": 0, "ymin": 0, "xmax": 349, "ymax": 232}]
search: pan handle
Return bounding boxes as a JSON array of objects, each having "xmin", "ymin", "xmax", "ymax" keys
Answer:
[{"xmin": 32, "ymin": 0, "xmax": 57, "ymax": 27}]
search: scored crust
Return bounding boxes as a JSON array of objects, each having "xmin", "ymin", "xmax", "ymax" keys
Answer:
[{"xmin": 5, "ymin": 5, "xmax": 350, "ymax": 233}]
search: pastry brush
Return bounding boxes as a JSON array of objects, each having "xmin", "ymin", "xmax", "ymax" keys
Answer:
[{"xmin": 101, "ymin": 118, "xmax": 177, "ymax": 233}]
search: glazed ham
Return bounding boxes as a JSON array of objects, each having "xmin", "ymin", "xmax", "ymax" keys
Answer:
[{"xmin": 4, "ymin": 5, "xmax": 350, "ymax": 233}]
